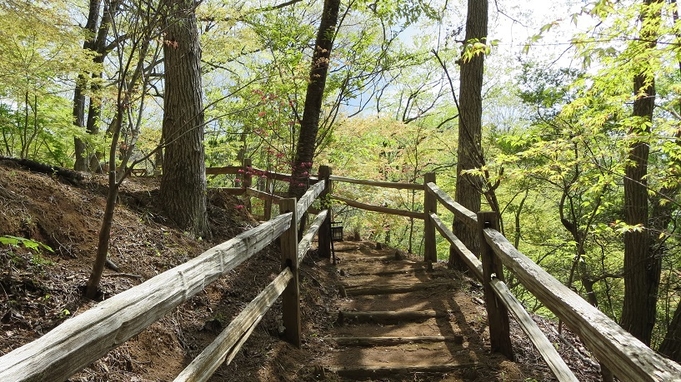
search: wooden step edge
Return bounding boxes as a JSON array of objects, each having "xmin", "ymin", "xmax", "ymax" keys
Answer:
[
  {"xmin": 341, "ymin": 268, "xmax": 430, "ymax": 277},
  {"xmin": 338, "ymin": 309, "xmax": 450, "ymax": 324},
  {"xmin": 329, "ymin": 335, "xmax": 464, "ymax": 347},
  {"xmin": 326, "ymin": 362, "xmax": 479, "ymax": 379},
  {"xmin": 340, "ymin": 280, "xmax": 455, "ymax": 296},
  {"xmin": 337, "ymin": 256, "xmax": 418, "ymax": 263}
]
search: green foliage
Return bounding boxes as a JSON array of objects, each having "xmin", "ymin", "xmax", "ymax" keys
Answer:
[
  {"xmin": 0, "ymin": 1, "xmax": 98, "ymax": 166},
  {"xmin": 1, "ymin": 235, "xmax": 54, "ymax": 253}
]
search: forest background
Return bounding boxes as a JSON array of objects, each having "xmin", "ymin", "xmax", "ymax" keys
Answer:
[{"xmin": 0, "ymin": 0, "xmax": 680, "ymax": 364}]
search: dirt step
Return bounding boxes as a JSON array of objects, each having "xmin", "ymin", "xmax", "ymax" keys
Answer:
[
  {"xmin": 322, "ymin": 342, "xmax": 479, "ymax": 379},
  {"xmin": 330, "ymin": 317, "xmax": 464, "ymax": 339},
  {"xmin": 338, "ymin": 309, "xmax": 451, "ymax": 324},
  {"xmin": 330, "ymin": 335, "xmax": 464, "ymax": 347},
  {"xmin": 340, "ymin": 279, "xmax": 456, "ymax": 296},
  {"xmin": 337, "ymin": 256, "xmax": 417, "ymax": 263}
]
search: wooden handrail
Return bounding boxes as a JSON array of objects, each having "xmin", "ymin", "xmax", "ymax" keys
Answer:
[
  {"xmin": 489, "ymin": 278, "xmax": 578, "ymax": 382},
  {"xmin": 6, "ymin": 163, "xmax": 679, "ymax": 382},
  {"xmin": 174, "ymin": 268, "xmax": 294, "ymax": 382},
  {"xmin": 332, "ymin": 195, "xmax": 424, "ymax": 220},
  {"xmin": 425, "ymin": 182, "xmax": 477, "ymax": 227},
  {"xmin": 483, "ymin": 227, "xmax": 681, "ymax": 381},
  {"xmin": 428, "ymin": 212, "xmax": 482, "ymax": 281},
  {"xmin": 0, "ymin": 213, "xmax": 293, "ymax": 381},
  {"xmin": 330, "ymin": 174, "xmax": 423, "ymax": 190}
]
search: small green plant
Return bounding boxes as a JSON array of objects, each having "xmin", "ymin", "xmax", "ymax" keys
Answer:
[{"xmin": 0, "ymin": 235, "xmax": 54, "ymax": 253}]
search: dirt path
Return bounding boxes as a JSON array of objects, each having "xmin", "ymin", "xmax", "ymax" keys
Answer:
[{"xmin": 316, "ymin": 240, "xmax": 526, "ymax": 381}]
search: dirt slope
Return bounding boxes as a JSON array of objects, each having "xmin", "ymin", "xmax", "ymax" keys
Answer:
[{"xmin": 0, "ymin": 160, "xmax": 601, "ymax": 381}]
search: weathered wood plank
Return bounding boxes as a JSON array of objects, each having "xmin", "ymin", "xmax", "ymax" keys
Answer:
[
  {"xmin": 478, "ymin": 212, "xmax": 512, "ymax": 359},
  {"xmin": 338, "ymin": 309, "xmax": 449, "ymax": 324},
  {"xmin": 327, "ymin": 362, "xmax": 479, "ymax": 378},
  {"xmin": 0, "ymin": 213, "xmax": 293, "ymax": 382},
  {"xmin": 429, "ymin": 212, "xmax": 483, "ymax": 281},
  {"xmin": 329, "ymin": 175, "xmax": 423, "ymax": 190},
  {"xmin": 174, "ymin": 269, "xmax": 293, "ymax": 382},
  {"xmin": 490, "ymin": 279, "xmax": 578, "ymax": 382},
  {"xmin": 342, "ymin": 279, "xmax": 455, "ymax": 296},
  {"xmin": 297, "ymin": 180, "xmax": 326, "ymax": 221},
  {"xmin": 332, "ymin": 195, "xmax": 424, "ymax": 220},
  {"xmin": 280, "ymin": 199, "xmax": 301, "ymax": 347},
  {"xmin": 246, "ymin": 188, "xmax": 283, "ymax": 203},
  {"xmin": 426, "ymin": 182, "xmax": 477, "ymax": 227},
  {"xmin": 298, "ymin": 210, "xmax": 328, "ymax": 263},
  {"xmin": 331, "ymin": 335, "xmax": 463, "ymax": 347},
  {"xmin": 206, "ymin": 166, "xmax": 242, "ymax": 175},
  {"xmin": 483, "ymin": 228, "xmax": 681, "ymax": 382},
  {"xmin": 423, "ymin": 173, "xmax": 437, "ymax": 263}
]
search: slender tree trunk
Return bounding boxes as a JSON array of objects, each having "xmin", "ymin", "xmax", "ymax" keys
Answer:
[
  {"xmin": 620, "ymin": 0, "xmax": 661, "ymax": 346},
  {"xmin": 449, "ymin": 0, "xmax": 487, "ymax": 268},
  {"xmin": 159, "ymin": 0, "xmax": 210, "ymax": 238},
  {"xmin": 288, "ymin": 0, "xmax": 341, "ymax": 199}
]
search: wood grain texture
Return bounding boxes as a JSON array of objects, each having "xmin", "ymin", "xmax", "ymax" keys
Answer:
[
  {"xmin": 174, "ymin": 269, "xmax": 293, "ymax": 382},
  {"xmin": 332, "ymin": 195, "xmax": 424, "ymax": 220},
  {"xmin": 483, "ymin": 228, "xmax": 681, "ymax": 382},
  {"xmin": 426, "ymin": 182, "xmax": 477, "ymax": 227},
  {"xmin": 297, "ymin": 180, "xmax": 326, "ymax": 221},
  {"xmin": 298, "ymin": 210, "xmax": 328, "ymax": 263},
  {"xmin": 0, "ymin": 214, "xmax": 292, "ymax": 382},
  {"xmin": 429, "ymin": 212, "xmax": 483, "ymax": 281},
  {"xmin": 329, "ymin": 175, "xmax": 423, "ymax": 190},
  {"xmin": 490, "ymin": 279, "xmax": 578, "ymax": 382}
]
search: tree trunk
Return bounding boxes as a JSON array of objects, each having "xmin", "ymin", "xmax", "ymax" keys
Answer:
[
  {"xmin": 159, "ymin": 0, "xmax": 210, "ymax": 238},
  {"xmin": 288, "ymin": 0, "xmax": 341, "ymax": 199},
  {"xmin": 73, "ymin": 0, "xmax": 101, "ymax": 171},
  {"xmin": 620, "ymin": 0, "xmax": 661, "ymax": 346},
  {"xmin": 659, "ymin": 300, "xmax": 681, "ymax": 362},
  {"xmin": 449, "ymin": 0, "xmax": 487, "ymax": 269}
]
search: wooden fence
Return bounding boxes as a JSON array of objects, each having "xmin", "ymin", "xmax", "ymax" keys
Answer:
[
  {"xmin": 0, "ymin": 171, "xmax": 329, "ymax": 382},
  {"xmin": 2, "ymin": 162, "xmax": 681, "ymax": 381},
  {"xmin": 203, "ymin": 162, "xmax": 681, "ymax": 380},
  {"xmin": 324, "ymin": 170, "xmax": 681, "ymax": 382}
]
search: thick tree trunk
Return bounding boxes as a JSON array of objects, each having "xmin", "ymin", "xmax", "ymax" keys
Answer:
[
  {"xmin": 620, "ymin": 0, "xmax": 661, "ymax": 346},
  {"xmin": 73, "ymin": 0, "xmax": 101, "ymax": 171},
  {"xmin": 159, "ymin": 0, "xmax": 210, "ymax": 238},
  {"xmin": 659, "ymin": 300, "xmax": 681, "ymax": 362},
  {"xmin": 288, "ymin": 0, "xmax": 341, "ymax": 200},
  {"xmin": 449, "ymin": 0, "xmax": 487, "ymax": 269}
]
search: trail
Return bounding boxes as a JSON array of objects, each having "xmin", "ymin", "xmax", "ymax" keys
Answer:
[{"xmin": 318, "ymin": 240, "xmax": 523, "ymax": 381}]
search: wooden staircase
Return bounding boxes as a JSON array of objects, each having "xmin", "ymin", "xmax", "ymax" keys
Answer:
[{"xmin": 319, "ymin": 240, "xmax": 494, "ymax": 381}]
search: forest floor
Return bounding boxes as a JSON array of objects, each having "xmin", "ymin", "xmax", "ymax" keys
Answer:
[{"xmin": 0, "ymin": 159, "xmax": 603, "ymax": 381}]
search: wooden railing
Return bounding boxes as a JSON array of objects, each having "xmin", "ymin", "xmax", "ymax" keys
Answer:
[
  {"xmin": 2, "ymin": 162, "xmax": 681, "ymax": 382},
  {"xmin": 325, "ymin": 171, "xmax": 681, "ymax": 382},
  {"xmin": 0, "ymin": 170, "xmax": 329, "ymax": 382}
]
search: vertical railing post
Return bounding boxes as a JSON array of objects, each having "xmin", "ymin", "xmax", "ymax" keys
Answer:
[
  {"xmin": 423, "ymin": 173, "xmax": 437, "ymax": 264},
  {"xmin": 477, "ymin": 211, "xmax": 513, "ymax": 359},
  {"xmin": 280, "ymin": 198, "xmax": 301, "ymax": 347},
  {"xmin": 264, "ymin": 176, "xmax": 273, "ymax": 220},
  {"xmin": 318, "ymin": 165, "xmax": 332, "ymax": 259},
  {"xmin": 243, "ymin": 158, "xmax": 253, "ymax": 212}
]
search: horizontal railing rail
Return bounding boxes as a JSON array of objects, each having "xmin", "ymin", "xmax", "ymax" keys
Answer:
[
  {"xmin": 327, "ymin": 171, "xmax": 681, "ymax": 382},
  {"xmin": 0, "ymin": 170, "xmax": 331, "ymax": 382}
]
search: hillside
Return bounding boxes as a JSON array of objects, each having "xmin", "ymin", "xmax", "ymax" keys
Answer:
[{"xmin": 0, "ymin": 159, "xmax": 601, "ymax": 381}]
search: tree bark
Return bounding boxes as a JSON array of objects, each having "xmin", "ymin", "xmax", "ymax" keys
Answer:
[
  {"xmin": 620, "ymin": 0, "xmax": 661, "ymax": 346},
  {"xmin": 73, "ymin": 0, "xmax": 101, "ymax": 171},
  {"xmin": 450, "ymin": 0, "xmax": 487, "ymax": 269},
  {"xmin": 159, "ymin": 0, "xmax": 210, "ymax": 238},
  {"xmin": 659, "ymin": 299, "xmax": 681, "ymax": 362},
  {"xmin": 288, "ymin": 0, "xmax": 341, "ymax": 199}
]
